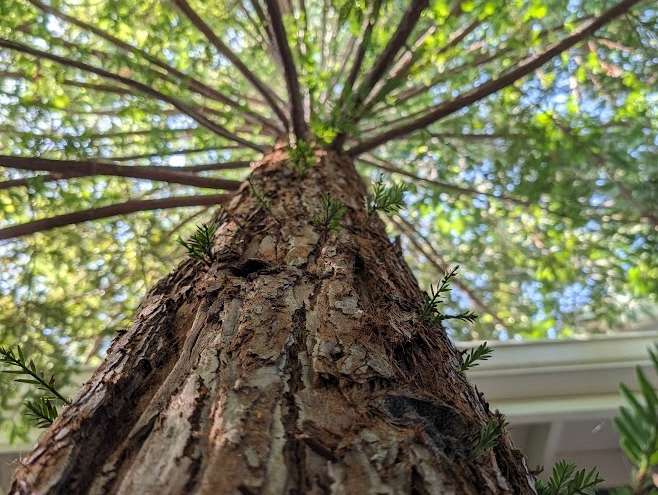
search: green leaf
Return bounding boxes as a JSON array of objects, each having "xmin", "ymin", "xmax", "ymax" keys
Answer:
[
  {"xmin": 460, "ymin": 342, "xmax": 493, "ymax": 372},
  {"xmin": 366, "ymin": 176, "xmax": 407, "ymax": 215}
]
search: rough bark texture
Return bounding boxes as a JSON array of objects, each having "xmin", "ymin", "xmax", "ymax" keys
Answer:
[{"xmin": 10, "ymin": 148, "xmax": 535, "ymax": 494}]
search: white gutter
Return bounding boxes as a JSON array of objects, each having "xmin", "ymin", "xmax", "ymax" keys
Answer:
[{"xmin": 458, "ymin": 330, "xmax": 658, "ymax": 423}]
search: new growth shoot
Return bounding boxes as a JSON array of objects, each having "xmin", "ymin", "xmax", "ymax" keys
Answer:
[
  {"xmin": 312, "ymin": 193, "xmax": 346, "ymax": 232},
  {"xmin": 470, "ymin": 416, "xmax": 506, "ymax": 458},
  {"xmin": 366, "ymin": 175, "xmax": 407, "ymax": 215},
  {"xmin": 420, "ymin": 265, "xmax": 479, "ymax": 326},
  {"xmin": 289, "ymin": 140, "xmax": 315, "ymax": 176},
  {"xmin": 178, "ymin": 221, "xmax": 218, "ymax": 265},
  {"xmin": 0, "ymin": 346, "xmax": 70, "ymax": 428},
  {"xmin": 460, "ymin": 342, "xmax": 493, "ymax": 372}
]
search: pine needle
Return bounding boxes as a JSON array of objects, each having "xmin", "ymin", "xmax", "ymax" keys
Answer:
[
  {"xmin": 613, "ymin": 343, "xmax": 658, "ymax": 478},
  {"xmin": 470, "ymin": 417, "xmax": 506, "ymax": 458},
  {"xmin": 535, "ymin": 460, "xmax": 604, "ymax": 495},
  {"xmin": 178, "ymin": 221, "xmax": 217, "ymax": 265},
  {"xmin": 24, "ymin": 397, "xmax": 59, "ymax": 428},
  {"xmin": 460, "ymin": 342, "xmax": 493, "ymax": 372},
  {"xmin": 312, "ymin": 193, "xmax": 346, "ymax": 232},
  {"xmin": 0, "ymin": 346, "xmax": 70, "ymax": 405},
  {"xmin": 366, "ymin": 175, "xmax": 407, "ymax": 215},
  {"xmin": 1, "ymin": 345, "xmax": 69, "ymax": 429}
]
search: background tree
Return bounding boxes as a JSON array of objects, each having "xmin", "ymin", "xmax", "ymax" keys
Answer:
[{"xmin": 0, "ymin": 0, "xmax": 656, "ymax": 492}]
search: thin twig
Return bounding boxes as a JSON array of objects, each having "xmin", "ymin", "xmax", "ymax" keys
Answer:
[
  {"xmin": 0, "ymin": 155, "xmax": 242, "ymax": 190},
  {"xmin": 263, "ymin": 0, "xmax": 309, "ymax": 139}
]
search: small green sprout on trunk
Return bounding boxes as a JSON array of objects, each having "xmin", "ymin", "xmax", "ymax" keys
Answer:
[
  {"xmin": 470, "ymin": 416, "xmax": 507, "ymax": 459},
  {"xmin": 289, "ymin": 140, "xmax": 315, "ymax": 176},
  {"xmin": 248, "ymin": 176, "xmax": 272, "ymax": 212},
  {"xmin": 0, "ymin": 345, "xmax": 70, "ymax": 428},
  {"xmin": 460, "ymin": 342, "xmax": 493, "ymax": 372},
  {"xmin": 178, "ymin": 221, "xmax": 218, "ymax": 266},
  {"xmin": 420, "ymin": 265, "xmax": 479, "ymax": 326},
  {"xmin": 25, "ymin": 398, "xmax": 60, "ymax": 428},
  {"xmin": 366, "ymin": 175, "xmax": 407, "ymax": 216},
  {"xmin": 312, "ymin": 193, "xmax": 346, "ymax": 232}
]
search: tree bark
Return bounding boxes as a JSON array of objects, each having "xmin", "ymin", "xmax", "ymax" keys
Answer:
[{"xmin": 10, "ymin": 148, "xmax": 534, "ymax": 494}]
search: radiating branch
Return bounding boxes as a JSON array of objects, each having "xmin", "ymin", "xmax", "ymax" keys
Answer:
[
  {"xmin": 263, "ymin": 0, "xmax": 309, "ymax": 139},
  {"xmin": 347, "ymin": 0, "xmax": 640, "ymax": 155},
  {"xmin": 108, "ymin": 147, "xmax": 240, "ymax": 162},
  {"xmin": 184, "ymin": 161, "xmax": 251, "ymax": 171},
  {"xmin": 333, "ymin": 0, "xmax": 383, "ymax": 116},
  {"xmin": 172, "ymin": 0, "xmax": 289, "ymax": 130},
  {"xmin": 426, "ymin": 132, "xmax": 518, "ymax": 141},
  {"xmin": 370, "ymin": 49, "xmax": 507, "ymax": 117},
  {"xmin": 0, "ymin": 194, "xmax": 229, "ymax": 240},
  {"xmin": 0, "ymin": 125, "xmax": 198, "ymax": 142},
  {"xmin": 0, "ymin": 156, "xmax": 242, "ymax": 190},
  {"xmin": 26, "ymin": 0, "xmax": 282, "ymax": 134},
  {"xmin": 0, "ymin": 161, "xmax": 250, "ymax": 190},
  {"xmin": 332, "ymin": 0, "xmax": 429, "ymax": 148},
  {"xmin": 361, "ymin": 14, "xmax": 479, "ymax": 117},
  {"xmin": 245, "ymin": 0, "xmax": 285, "ymax": 75},
  {"xmin": 362, "ymin": 14, "xmax": 594, "ymax": 119},
  {"xmin": 0, "ymin": 38, "xmax": 266, "ymax": 152}
]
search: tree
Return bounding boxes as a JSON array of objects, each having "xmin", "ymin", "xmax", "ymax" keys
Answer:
[{"xmin": 0, "ymin": 0, "xmax": 655, "ymax": 493}]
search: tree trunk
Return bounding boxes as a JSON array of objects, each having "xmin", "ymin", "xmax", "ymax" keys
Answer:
[{"xmin": 10, "ymin": 147, "xmax": 534, "ymax": 494}]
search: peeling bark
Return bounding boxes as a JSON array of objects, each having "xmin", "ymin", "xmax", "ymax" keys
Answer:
[{"xmin": 10, "ymin": 148, "xmax": 535, "ymax": 494}]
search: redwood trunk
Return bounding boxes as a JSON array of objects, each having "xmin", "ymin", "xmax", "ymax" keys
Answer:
[{"xmin": 11, "ymin": 149, "xmax": 534, "ymax": 494}]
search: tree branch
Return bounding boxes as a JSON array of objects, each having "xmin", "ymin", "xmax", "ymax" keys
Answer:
[
  {"xmin": 0, "ymin": 38, "xmax": 266, "ymax": 152},
  {"xmin": 0, "ymin": 161, "xmax": 250, "ymax": 190},
  {"xmin": 332, "ymin": 0, "xmax": 429, "ymax": 148},
  {"xmin": 109, "ymin": 147, "xmax": 240, "ymax": 162},
  {"xmin": 0, "ymin": 194, "xmax": 229, "ymax": 240},
  {"xmin": 25, "ymin": 0, "xmax": 282, "ymax": 134},
  {"xmin": 0, "ymin": 126, "xmax": 206, "ymax": 143},
  {"xmin": 333, "ymin": 0, "xmax": 383, "ymax": 116},
  {"xmin": 347, "ymin": 0, "xmax": 641, "ymax": 155},
  {"xmin": 427, "ymin": 132, "xmax": 518, "ymax": 141},
  {"xmin": 184, "ymin": 161, "xmax": 251, "ymax": 171},
  {"xmin": 172, "ymin": 0, "xmax": 289, "ymax": 130},
  {"xmin": 319, "ymin": 33, "xmax": 356, "ymax": 106},
  {"xmin": 361, "ymin": 18, "xmax": 480, "ymax": 117},
  {"xmin": 263, "ymin": 0, "xmax": 309, "ymax": 139},
  {"xmin": 246, "ymin": 0, "xmax": 285, "ymax": 74},
  {"xmin": 0, "ymin": 156, "xmax": 241, "ymax": 190},
  {"xmin": 369, "ymin": 48, "xmax": 507, "ymax": 117}
]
